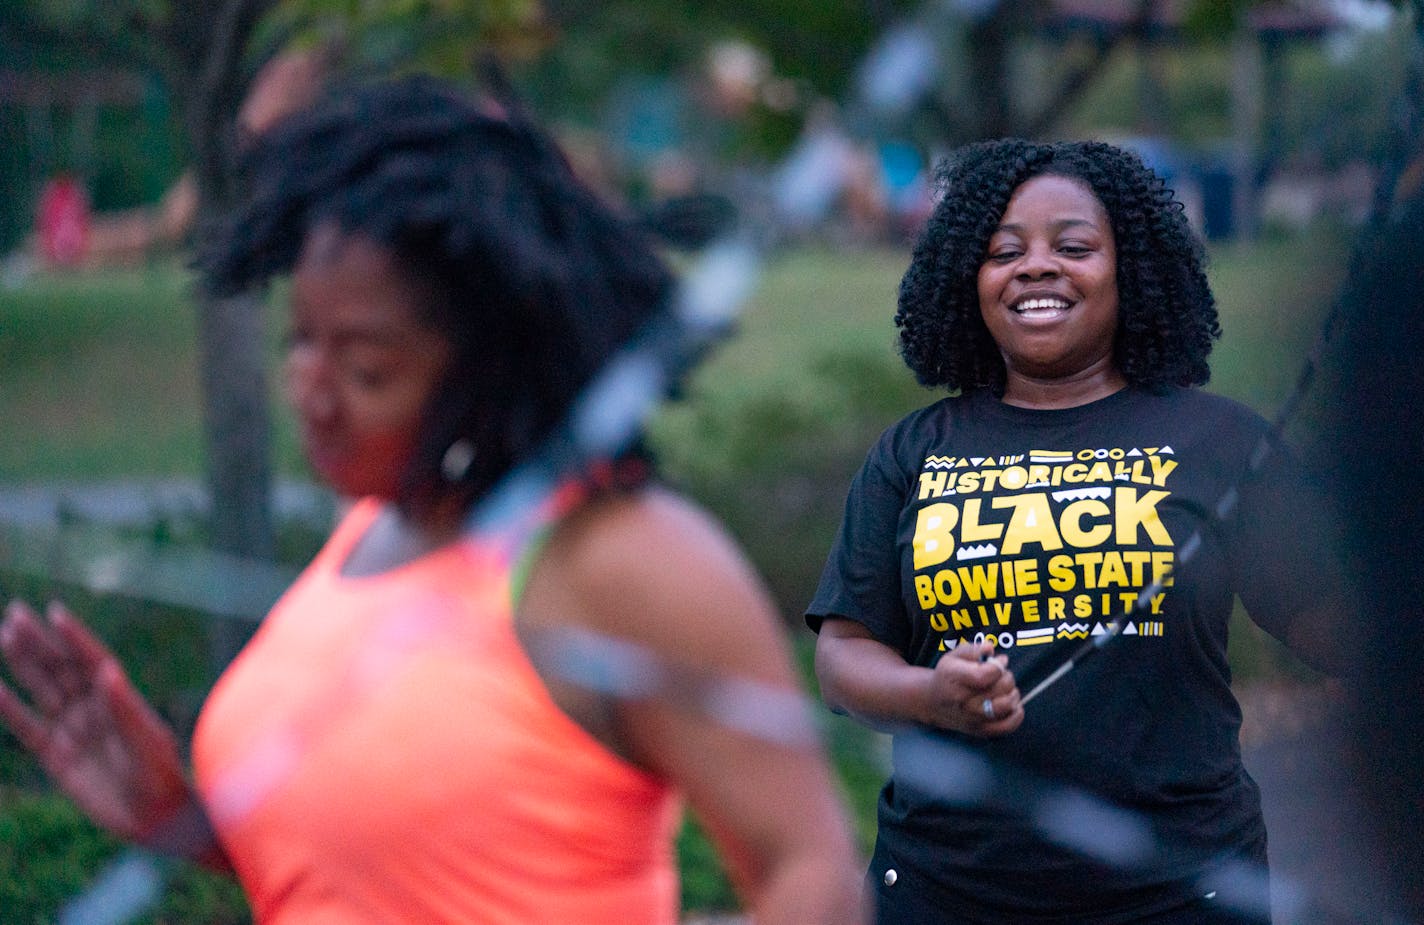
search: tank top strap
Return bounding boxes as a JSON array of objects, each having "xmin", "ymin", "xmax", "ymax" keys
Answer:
[
  {"xmin": 507, "ymin": 457, "xmax": 652, "ymax": 607},
  {"xmin": 308, "ymin": 498, "xmax": 383, "ymax": 574}
]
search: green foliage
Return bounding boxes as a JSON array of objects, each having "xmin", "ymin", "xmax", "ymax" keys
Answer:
[
  {"xmin": 694, "ymin": 0, "xmax": 913, "ymax": 100},
  {"xmin": 1180, "ymin": 0, "xmax": 1413, "ymax": 41},
  {"xmin": 820, "ymin": 713, "xmax": 889, "ymax": 851},
  {"xmin": 1057, "ymin": 3, "xmax": 1412, "ymax": 176},
  {"xmin": 655, "ymin": 345, "xmax": 926, "ymax": 618},
  {"xmin": 650, "ymin": 246, "xmax": 927, "ymax": 617},
  {"xmin": 0, "ymin": 790, "xmax": 250, "ymax": 925},
  {"xmin": 152, "ymin": 865, "xmax": 251, "ymax": 925},
  {"xmin": 518, "ymin": 1, "xmax": 913, "ymax": 126},
  {"xmin": 267, "ymin": 0, "xmax": 549, "ymax": 74},
  {"xmin": 1226, "ymin": 605, "xmax": 1324, "ymax": 686},
  {"xmin": 676, "ymin": 816, "xmax": 738, "ymax": 912},
  {"xmin": 1181, "ymin": 0, "xmax": 1246, "ymax": 40},
  {"xmin": 0, "ymin": 791, "xmax": 116, "ymax": 923},
  {"xmin": 1271, "ymin": 24, "xmax": 1413, "ymax": 171},
  {"xmin": 0, "ymin": 7, "xmax": 185, "ymax": 248},
  {"xmin": 87, "ymin": 87, "xmax": 186, "ymax": 211},
  {"xmin": 1204, "ymin": 222, "xmax": 1351, "ymax": 430}
]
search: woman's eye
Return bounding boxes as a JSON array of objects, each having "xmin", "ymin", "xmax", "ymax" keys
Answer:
[
  {"xmin": 350, "ymin": 367, "xmax": 390, "ymax": 389},
  {"xmin": 1059, "ymin": 244, "xmax": 1092, "ymax": 256},
  {"xmin": 987, "ymin": 250, "xmax": 1020, "ymax": 263},
  {"xmin": 340, "ymin": 347, "xmax": 399, "ymax": 390}
]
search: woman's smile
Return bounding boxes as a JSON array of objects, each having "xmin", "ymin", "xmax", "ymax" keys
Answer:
[{"xmin": 1008, "ymin": 292, "xmax": 1075, "ymax": 322}]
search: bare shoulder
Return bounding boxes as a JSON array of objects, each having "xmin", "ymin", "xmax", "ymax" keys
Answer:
[
  {"xmin": 553, "ymin": 486, "xmax": 761, "ymax": 585},
  {"xmin": 520, "ymin": 486, "xmax": 794, "ymax": 682}
]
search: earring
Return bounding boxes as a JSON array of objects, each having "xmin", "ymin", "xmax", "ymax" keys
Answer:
[{"xmin": 441, "ymin": 439, "xmax": 476, "ymax": 483}]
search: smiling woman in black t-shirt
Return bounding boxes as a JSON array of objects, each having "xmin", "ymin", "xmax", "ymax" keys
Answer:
[{"xmin": 808, "ymin": 139, "xmax": 1346, "ymax": 925}]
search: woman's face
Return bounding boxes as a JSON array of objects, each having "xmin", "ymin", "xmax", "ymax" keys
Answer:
[
  {"xmin": 976, "ymin": 173, "xmax": 1120, "ymax": 391},
  {"xmin": 285, "ymin": 225, "xmax": 454, "ymax": 499}
]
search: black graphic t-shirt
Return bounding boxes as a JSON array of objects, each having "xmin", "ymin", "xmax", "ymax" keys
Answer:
[{"xmin": 808, "ymin": 386, "xmax": 1343, "ymax": 922}]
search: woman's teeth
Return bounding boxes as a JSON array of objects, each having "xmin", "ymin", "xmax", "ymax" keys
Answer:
[{"xmin": 1013, "ymin": 298, "xmax": 1071, "ymax": 316}]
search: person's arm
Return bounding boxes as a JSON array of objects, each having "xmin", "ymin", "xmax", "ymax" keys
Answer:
[
  {"xmin": 519, "ymin": 487, "xmax": 867, "ymax": 925},
  {"xmin": 1230, "ymin": 439, "xmax": 1352, "ymax": 678},
  {"xmin": 815, "ymin": 618, "xmax": 1023, "ymax": 736},
  {"xmin": 0, "ymin": 600, "xmax": 231, "ymax": 870}
]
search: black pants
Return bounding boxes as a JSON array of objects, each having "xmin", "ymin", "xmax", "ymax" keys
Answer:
[
  {"xmin": 873, "ymin": 886, "xmax": 1270, "ymax": 925},
  {"xmin": 868, "ymin": 838, "xmax": 1272, "ymax": 924}
]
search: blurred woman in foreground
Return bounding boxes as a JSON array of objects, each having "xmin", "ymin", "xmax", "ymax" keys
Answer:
[{"xmin": 0, "ymin": 75, "xmax": 864, "ymax": 924}]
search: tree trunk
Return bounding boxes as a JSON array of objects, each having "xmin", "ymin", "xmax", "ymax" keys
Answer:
[
  {"xmin": 966, "ymin": 13, "xmax": 1014, "ymax": 140},
  {"xmin": 1230, "ymin": 28, "xmax": 1263, "ymax": 240},
  {"xmin": 170, "ymin": 0, "xmax": 279, "ymax": 669},
  {"xmin": 195, "ymin": 285, "xmax": 274, "ymax": 665}
]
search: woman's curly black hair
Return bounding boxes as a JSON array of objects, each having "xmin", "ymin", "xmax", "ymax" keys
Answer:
[
  {"xmin": 896, "ymin": 138, "xmax": 1220, "ymax": 394},
  {"xmin": 199, "ymin": 75, "xmax": 673, "ymax": 511}
]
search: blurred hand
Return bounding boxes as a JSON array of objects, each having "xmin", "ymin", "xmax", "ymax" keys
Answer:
[
  {"xmin": 924, "ymin": 642, "xmax": 1024, "ymax": 736},
  {"xmin": 237, "ymin": 46, "xmax": 332, "ymax": 138},
  {"xmin": 0, "ymin": 600, "xmax": 191, "ymax": 843}
]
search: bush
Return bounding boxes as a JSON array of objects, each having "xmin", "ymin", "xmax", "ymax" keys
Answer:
[{"xmin": 654, "ymin": 344, "xmax": 929, "ymax": 621}]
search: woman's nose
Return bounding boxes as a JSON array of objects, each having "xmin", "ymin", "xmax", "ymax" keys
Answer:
[
  {"xmin": 285, "ymin": 349, "xmax": 337, "ymax": 422},
  {"xmin": 1016, "ymin": 244, "xmax": 1061, "ymax": 279}
]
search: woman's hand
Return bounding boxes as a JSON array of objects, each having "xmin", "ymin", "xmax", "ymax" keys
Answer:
[
  {"xmin": 923, "ymin": 643, "xmax": 1024, "ymax": 736},
  {"xmin": 815, "ymin": 619, "xmax": 1024, "ymax": 737},
  {"xmin": 0, "ymin": 600, "xmax": 193, "ymax": 845}
]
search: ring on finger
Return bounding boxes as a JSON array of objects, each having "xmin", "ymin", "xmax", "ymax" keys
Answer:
[{"xmin": 982, "ymin": 697, "xmax": 994, "ymax": 719}]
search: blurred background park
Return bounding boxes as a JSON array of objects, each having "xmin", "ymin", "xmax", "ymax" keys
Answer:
[{"xmin": 0, "ymin": 0, "xmax": 1419, "ymax": 922}]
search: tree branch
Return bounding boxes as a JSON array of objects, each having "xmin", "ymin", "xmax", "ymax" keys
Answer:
[
  {"xmin": 185, "ymin": 0, "xmax": 280, "ymax": 204},
  {"xmin": 1020, "ymin": 32, "xmax": 1119, "ymax": 139},
  {"xmin": 1020, "ymin": 0, "xmax": 1154, "ymax": 139}
]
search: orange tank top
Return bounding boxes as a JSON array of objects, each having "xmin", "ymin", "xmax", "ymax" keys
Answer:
[{"xmin": 192, "ymin": 494, "xmax": 681, "ymax": 925}]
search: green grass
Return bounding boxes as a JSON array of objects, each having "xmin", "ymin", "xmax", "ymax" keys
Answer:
[
  {"xmin": 0, "ymin": 265, "xmax": 201, "ymax": 480},
  {"xmin": 0, "ymin": 263, "xmax": 309, "ymax": 482},
  {"xmin": 0, "ymin": 230, "xmax": 1350, "ymax": 481},
  {"xmin": 1201, "ymin": 223, "xmax": 1351, "ymax": 426},
  {"xmin": 656, "ymin": 225, "xmax": 1353, "ymax": 469}
]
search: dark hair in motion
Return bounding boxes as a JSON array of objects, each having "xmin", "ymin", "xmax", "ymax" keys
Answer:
[
  {"xmin": 896, "ymin": 138, "xmax": 1219, "ymax": 393},
  {"xmin": 200, "ymin": 75, "xmax": 673, "ymax": 510}
]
